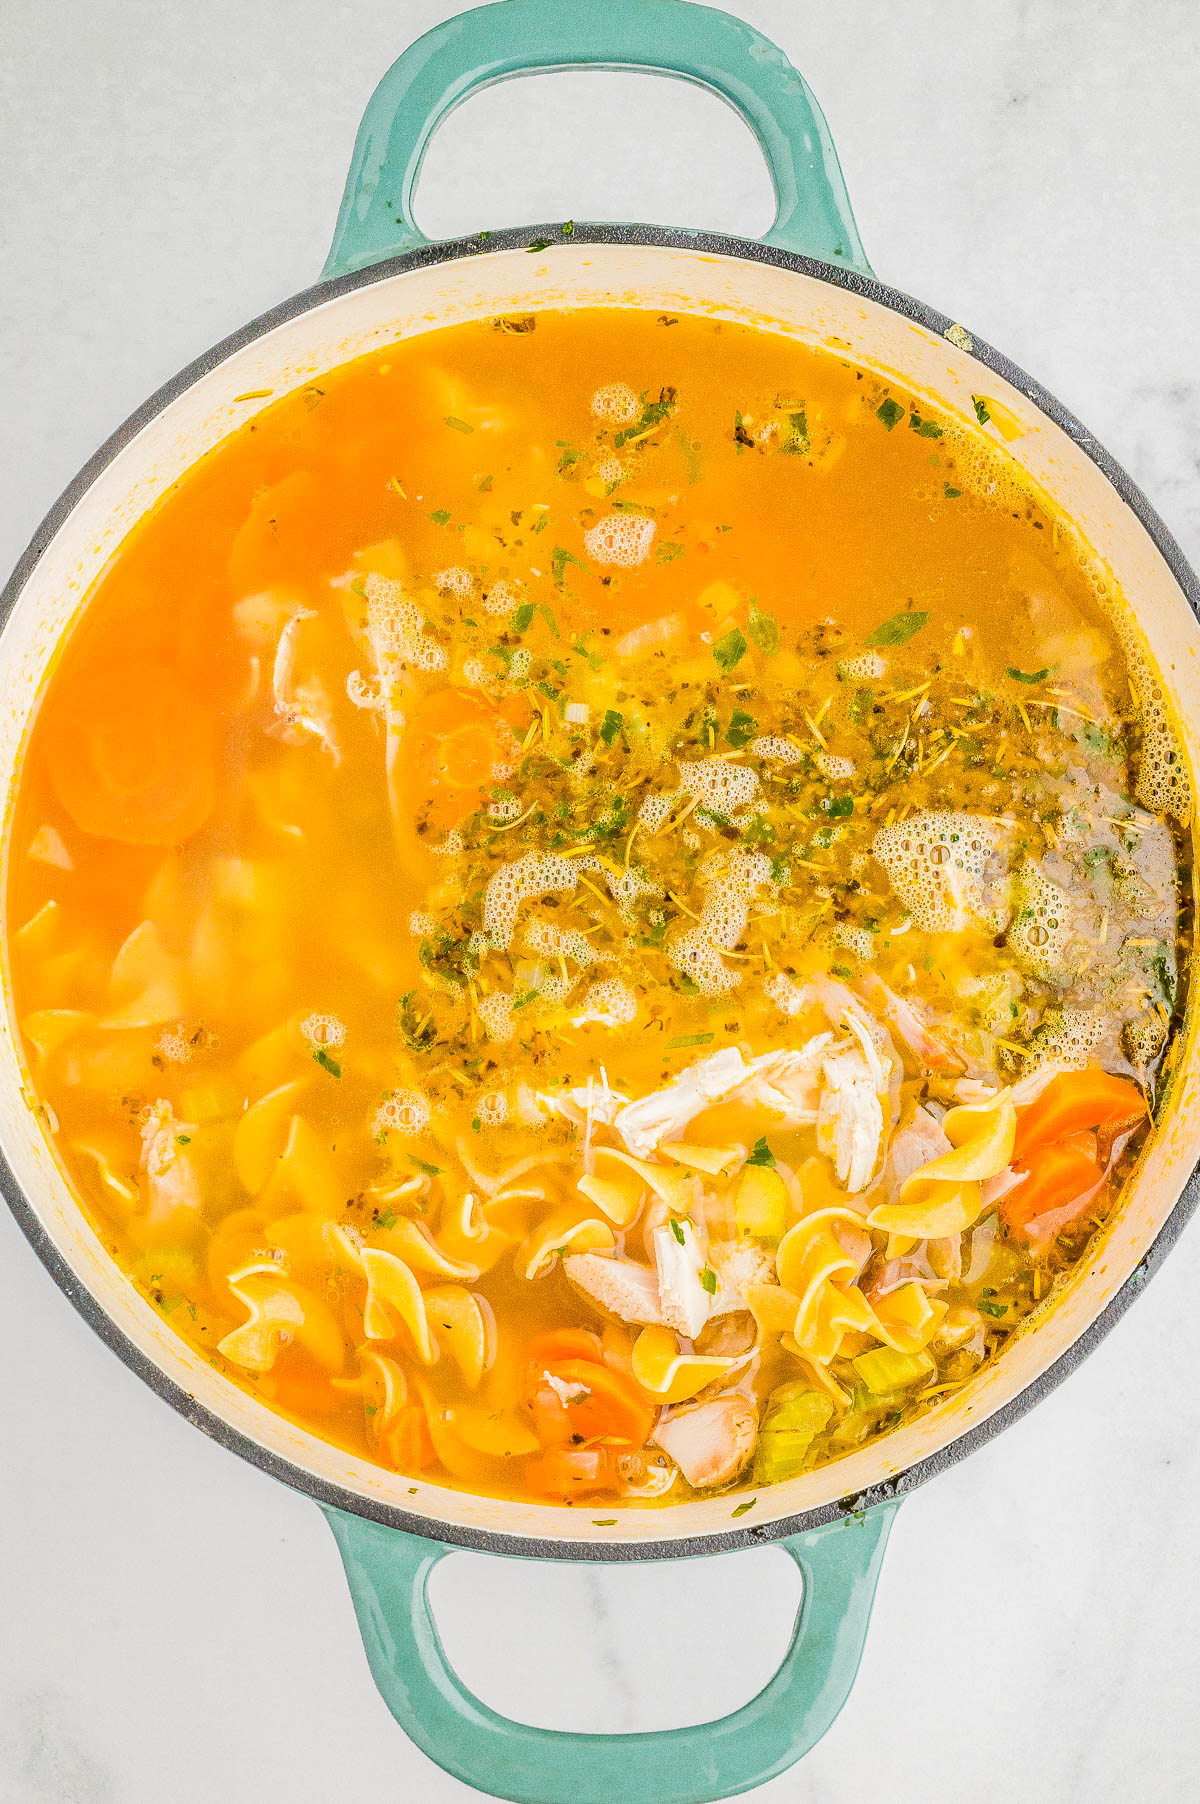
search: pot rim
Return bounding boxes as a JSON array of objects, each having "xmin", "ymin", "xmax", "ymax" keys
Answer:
[{"xmin": 4, "ymin": 219, "xmax": 1199, "ymax": 1562}]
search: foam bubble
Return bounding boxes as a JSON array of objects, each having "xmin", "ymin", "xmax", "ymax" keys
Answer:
[
  {"xmin": 488, "ymin": 797, "xmax": 521, "ymax": 821},
  {"xmin": 483, "ymin": 852, "xmax": 593, "ymax": 950},
  {"xmin": 155, "ymin": 1025, "xmax": 194, "ymax": 1064},
  {"xmin": 571, "ymin": 978, "xmax": 638, "ymax": 1028},
  {"xmin": 591, "ymin": 382, "xmax": 639, "ymax": 425},
  {"xmin": 638, "ymin": 790, "xmax": 681, "ymax": 832},
  {"xmin": 477, "ymin": 992, "xmax": 516, "ymax": 1044},
  {"xmin": 593, "ymin": 455, "xmax": 625, "ymax": 486},
  {"xmin": 832, "ymin": 922, "xmax": 875, "ymax": 961},
  {"xmin": 605, "ymin": 867, "xmax": 661, "ymax": 913},
  {"xmin": 462, "ymin": 657, "xmax": 488, "ymax": 688},
  {"xmin": 765, "ymin": 972, "xmax": 806, "ymax": 1016},
  {"xmin": 666, "ymin": 849, "xmax": 772, "ymax": 995},
  {"xmin": 679, "ymin": 758, "xmax": 760, "ymax": 815},
  {"xmin": 1009, "ymin": 865, "xmax": 1072, "ymax": 981},
  {"xmin": 300, "ymin": 1012, "xmax": 346, "ymax": 1051},
  {"xmin": 508, "ymin": 648, "xmax": 532, "ymax": 682},
  {"xmin": 408, "ymin": 910, "xmax": 437, "ymax": 935},
  {"xmin": 476, "ymin": 1090, "xmax": 508, "ymax": 1128},
  {"xmin": 524, "ymin": 917, "xmax": 596, "ymax": 967},
  {"xmin": 874, "ymin": 811, "xmax": 1006, "ymax": 933},
  {"xmin": 364, "ymin": 573, "xmax": 447, "ymax": 674},
  {"xmin": 816, "ymin": 752, "xmax": 856, "ymax": 781},
  {"xmin": 484, "ymin": 578, "xmax": 523, "ymax": 619},
  {"xmin": 1118, "ymin": 628, "xmax": 1193, "ymax": 823},
  {"xmin": 584, "ymin": 513, "xmax": 656, "ymax": 567},
  {"xmin": 839, "ymin": 652, "xmax": 887, "ymax": 681},
  {"xmin": 433, "ymin": 566, "xmax": 474, "ymax": 597},
  {"xmin": 373, "ymin": 1088, "xmax": 431, "ymax": 1137},
  {"xmin": 748, "ymin": 736, "xmax": 805, "ymax": 765},
  {"xmin": 430, "ymin": 831, "xmax": 464, "ymax": 857},
  {"xmin": 1027, "ymin": 1007, "xmax": 1103, "ymax": 1070}
]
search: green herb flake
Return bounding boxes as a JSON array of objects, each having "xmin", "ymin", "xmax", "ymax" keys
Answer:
[
  {"xmin": 731, "ymin": 1498, "xmax": 757, "ymax": 1518},
  {"xmin": 477, "ymin": 475, "xmax": 493, "ymax": 493},
  {"xmin": 943, "ymin": 482, "xmax": 962, "ymax": 499},
  {"xmin": 747, "ymin": 600, "xmax": 780, "ymax": 657},
  {"xmin": 876, "ymin": 397, "xmax": 904, "ymax": 430},
  {"xmin": 599, "ymin": 708, "xmax": 623, "ymax": 746},
  {"xmin": 511, "ymin": 989, "xmax": 541, "ymax": 1012},
  {"xmin": 561, "ymin": 219, "xmax": 575, "ymax": 237},
  {"xmin": 407, "ymin": 1154, "xmax": 445, "ymax": 1176},
  {"xmin": 727, "ymin": 708, "xmax": 758, "ymax": 748},
  {"xmin": 552, "ymin": 545, "xmax": 587, "ymax": 588},
  {"xmin": 746, "ymin": 1136, "xmax": 776, "ymax": 1169},
  {"xmin": 656, "ymin": 539, "xmax": 685, "ymax": 563},
  {"xmin": 831, "ymin": 963, "xmax": 853, "ymax": 979},
  {"xmin": 175, "ymin": 1134, "xmax": 192, "ymax": 1146},
  {"xmin": 1006, "ymin": 666, "xmax": 1051, "ymax": 685},
  {"xmin": 713, "ymin": 627, "xmax": 747, "ymax": 673},
  {"xmin": 527, "ymin": 237, "xmax": 552, "ymax": 252},
  {"xmin": 538, "ymin": 602, "xmax": 560, "ymax": 637},
  {"xmin": 444, "ymin": 415, "xmax": 474, "ymax": 434},
  {"xmin": 592, "ymin": 1518, "xmax": 618, "ymax": 1526},
  {"xmin": 865, "ymin": 609, "xmax": 929, "ymax": 648},
  {"xmin": 375, "ymin": 1209, "xmax": 399, "ymax": 1231},
  {"xmin": 700, "ymin": 1266, "xmax": 718, "ymax": 1295},
  {"xmin": 313, "ymin": 1048, "xmax": 341, "ymax": 1078},
  {"xmin": 972, "ymin": 395, "xmax": 992, "ymax": 425},
  {"xmin": 667, "ymin": 1032, "xmax": 715, "ymax": 1050},
  {"xmin": 908, "ymin": 409, "xmax": 943, "ymax": 439},
  {"xmin": 429, "ymin": 508, "xmax": 451, "ymax": 526},
  {"xmin": 511, "ymin": 601, "xmax": 537, "ymax": 634}
]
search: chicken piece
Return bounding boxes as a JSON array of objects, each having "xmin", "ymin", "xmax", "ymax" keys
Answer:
[
  {"xmin": 816, "ymin": 1045, "xmax": 884, "ymax": 1192},
  {"xmin": 651, "ymin": 1219, "xmax": 711, "ymax": 1339},
  {"xmin": 926, "ymin": 1235, "xmax": 962, "ymax": 1282},
  {"xmin": 653, "ymin": 1395, "xmax": 757, "ymax": 1490},
  {"xmin": 139, "ymin": 1099, "xmax": 201, "ymax": 1228},
  {"xmin": 534, "ymin": 1084, "xmax": 630, "ymax": 1129},
  {"xmin": 737, "ymin": 1041, "xmax": 830, "ymax": 1119},
  {"xmin": 861, "ymin": 1254, "xmax": 947, "ymax": 1305},
  {"xmin": 933, "ymin": 1305, "xmax": 986, "ymax": 1359},
  {"xmin": 613, "ymin": 1047, "xmax": 752, "ymax": 1157},
  {"xmin": 859, "ymin": 974, "xmax": 963, "ymax": 1073},
  {"xmin": 888, "ymin": 1106, "xmax": 953, "ymax": 1190},
  {"xmin": 269, "ymin": 607, "xmax": 341, "ymax": 763},
  {"xmin": 562, "ymin": 1252, "xmax": 663, "ymax": 1326},
  {"xmin": 707, "ymin": 1239, "xmax": 775, "ymax": 1315}
]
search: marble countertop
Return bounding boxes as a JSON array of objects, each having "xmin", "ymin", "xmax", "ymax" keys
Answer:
[{"xmin": 2, "ymin": 2, "xmax": 1199, "ymax": 1799}]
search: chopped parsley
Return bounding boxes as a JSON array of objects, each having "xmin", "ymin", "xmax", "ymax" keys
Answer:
[
  {"xmin": 1006, "ymin": 666, "xmax": 1051, "ymax": 685},
  {"xmin": 865, "ymin": 608, "xmax": 929, "ymax": 647},
  {"xmin": 746, "ymin": 600, "xmax": 780, "ymax": 657},
  {"xmin": 731, "ymin": 1498, "xmax": 757, "ymax": 1517},
  {"xmin": 313, "ymin": 1048, "xmax": 341, "ymax": 1078},
  {"xmin": 700, "ymin": 1266, "xmax": 718, "ymax": 1295},
  {"xmin": 407, "ymin": 1154, "xmax": 444, "ymax": 1176},
  {"xmin": 972, "ymin": 395, "xmax": 992, "ymax": 425},
  {"xmin": 746, "ymin": 1136, "xmax": 776, "ymax": 1168},
  {"xmin": 599, "ymin": 708, "xmax": 623, "ymax": 746},
  {"xmin": 667, "ymin": 1032, "xmax": 714, "ymax": 1050},
  {"xmin": 727, "ymin": 708, "xmax": 758, "ymax": 748},
  {"xmin": 669, "ymin": 1217, "xmax": 687, "ymax": 1244},
  {"xmin": 444, "ymin": 415, "xmax": 474, "ymax": 434},
  {"xmin": 713, "ymin": 627, "xmax": 747, "ymax": 673},
  {"xmin": 552, "ymin": 545, "xmax": 587, "ymax": 588},
  {"xmin": 429, "ymin": 508, "xmax": 451, "ymax": 526},
  {"xmin": 876, "ymin": 398, "xmax": 904, "ymax": 430}
]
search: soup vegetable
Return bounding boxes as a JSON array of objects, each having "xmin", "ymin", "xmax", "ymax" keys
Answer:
[{"xmin": 9, "ymin": 310, "xmax": 1189, "ymax": 1509}]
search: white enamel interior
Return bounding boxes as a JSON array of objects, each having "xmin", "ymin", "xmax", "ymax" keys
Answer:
[{"xmin": 3, "ymin": 241, "xmax": 1198, "ymax": 1550}]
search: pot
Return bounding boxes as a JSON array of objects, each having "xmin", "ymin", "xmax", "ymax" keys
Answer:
[{"xmin": 3, "ymin": 3, "xmax": 1198, "ymax": 1801}]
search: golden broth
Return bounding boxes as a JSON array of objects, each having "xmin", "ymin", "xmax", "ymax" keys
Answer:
[{"xmin": 7, "ymin": 309, "xmax": 1188, "ymax": 1507}]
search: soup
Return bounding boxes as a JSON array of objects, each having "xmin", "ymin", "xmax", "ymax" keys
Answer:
[{"xmin": 8, "ymin": 309, "xmax": 1189, "ymax": 1509}]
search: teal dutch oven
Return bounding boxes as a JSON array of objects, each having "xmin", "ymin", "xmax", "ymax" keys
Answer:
[{"xmin": 3, "ymin": 4, "xmax": 1200, "ymax": 1801}]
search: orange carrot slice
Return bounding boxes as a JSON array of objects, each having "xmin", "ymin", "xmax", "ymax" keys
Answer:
[
  {"xmin": 524, "ymin": 1446, "xmax": 623, "ymax": 1498},
  {"xmin": 1013, "ymin": 1069, "xmax": 1146, "ymax": 1162},
  {"xmin": 1000, "ymin": 1139, "xmax": 1104, "ymax": 1238},
  {"xmin": 46, "ymin": 659, "xmax": 215, "ymax": 845},
  {"xmin": 403, "ymin": 687, "xmax": 522, "ymax": 830},
  {"xmin": 523, "ymin": 1357, "xmax": 656, "ymax": 1451}
]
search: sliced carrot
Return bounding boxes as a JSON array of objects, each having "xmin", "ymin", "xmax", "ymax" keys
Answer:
[
  {"xmin": 522, "ymin": 1357, "xmax": 656, "ymax": 1451},
  {"xmin": 404, "ymin": 687, "xmax": 522, "ymax": 830},
  {"xmin": 380, "ymin": 1404, "xmax": 436, "ymax": 1474},
  {"xmin": 527, "ymin": 1328, "xmax": 604, "ymax": 1366},
  {"xmin": 524, "ymin": 1446, "xmax": 623, "ymax": 1499},
  {"xmin": 1000, "ymin": 1139, "xmax": 1104, "ymax": 1238},
  {"xmin": 46, "ymin": 658, "xmax": 215, "ymax": 846},
  {"xmin": 267, "ymin": 1353, "xmax": 342, "ymax": 1418},
  {"xmin": 1013, "ymin": 1069, "xmax": 1146, "ymax": 1162}
]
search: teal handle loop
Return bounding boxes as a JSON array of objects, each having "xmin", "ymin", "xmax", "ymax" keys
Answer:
[
  {"xmin": 325, "ymin": 1501, "xmax": 898, "ymax": 1804},
  {"xmin": 323, "ymin": 0, "xmax": 870, "ymax": 280}
]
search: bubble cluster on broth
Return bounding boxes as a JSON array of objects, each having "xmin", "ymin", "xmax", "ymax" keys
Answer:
[{"xmin": 9, "ymin": 309, "xmax": 1190, "ymax": 1510}]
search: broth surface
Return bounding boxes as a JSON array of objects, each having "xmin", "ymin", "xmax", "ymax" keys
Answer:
[{"xmin": 8, "ymin": 309, "xmax": 1190, "ymax": 1507}]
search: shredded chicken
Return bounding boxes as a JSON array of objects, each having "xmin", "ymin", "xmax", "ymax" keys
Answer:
[
  {"xmin": 653, "ymin": 1395, "xmax": 757, "ymax": 1490},
  {"xmin": 562, "ymin": 1252, "xmax": 663, "ymax": 1325},
  {"xmin": 651, "ymin": 1218, "xmax": 711, "ymax": 1339},
  {"xmin": 816, "ymin": 1044, "xmax": 884, "ymax": 1192}
]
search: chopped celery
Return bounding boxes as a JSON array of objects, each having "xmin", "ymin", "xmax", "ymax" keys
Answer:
[
  {"xmin": 755, "ymin": 1429, "xmax": 816, "ymax": 1485},
  {"xmin": 761, "ymin": 1381, "xmax": 835, "ymax": 1437},
  {"xmin": 851, "ymin": 1347, "xmax": 935, "ymax": 1393},
  {"xmin": 734, "ymin": 1165, "xmax": 789, "ymax": 1242}
]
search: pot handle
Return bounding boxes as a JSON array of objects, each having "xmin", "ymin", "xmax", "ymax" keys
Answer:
[
  {"xmin": 323, "ymin": 1499, "xmax": 898, "ymax": 1804},
  {"xmin": 322, "ymin": 0, "xmax": 870, "ymax": 280}
]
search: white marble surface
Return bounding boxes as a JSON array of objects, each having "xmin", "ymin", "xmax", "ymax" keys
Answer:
[{"xmin": 2, "ymin": 2, "xmax": 1200, "ymax": 1799}]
